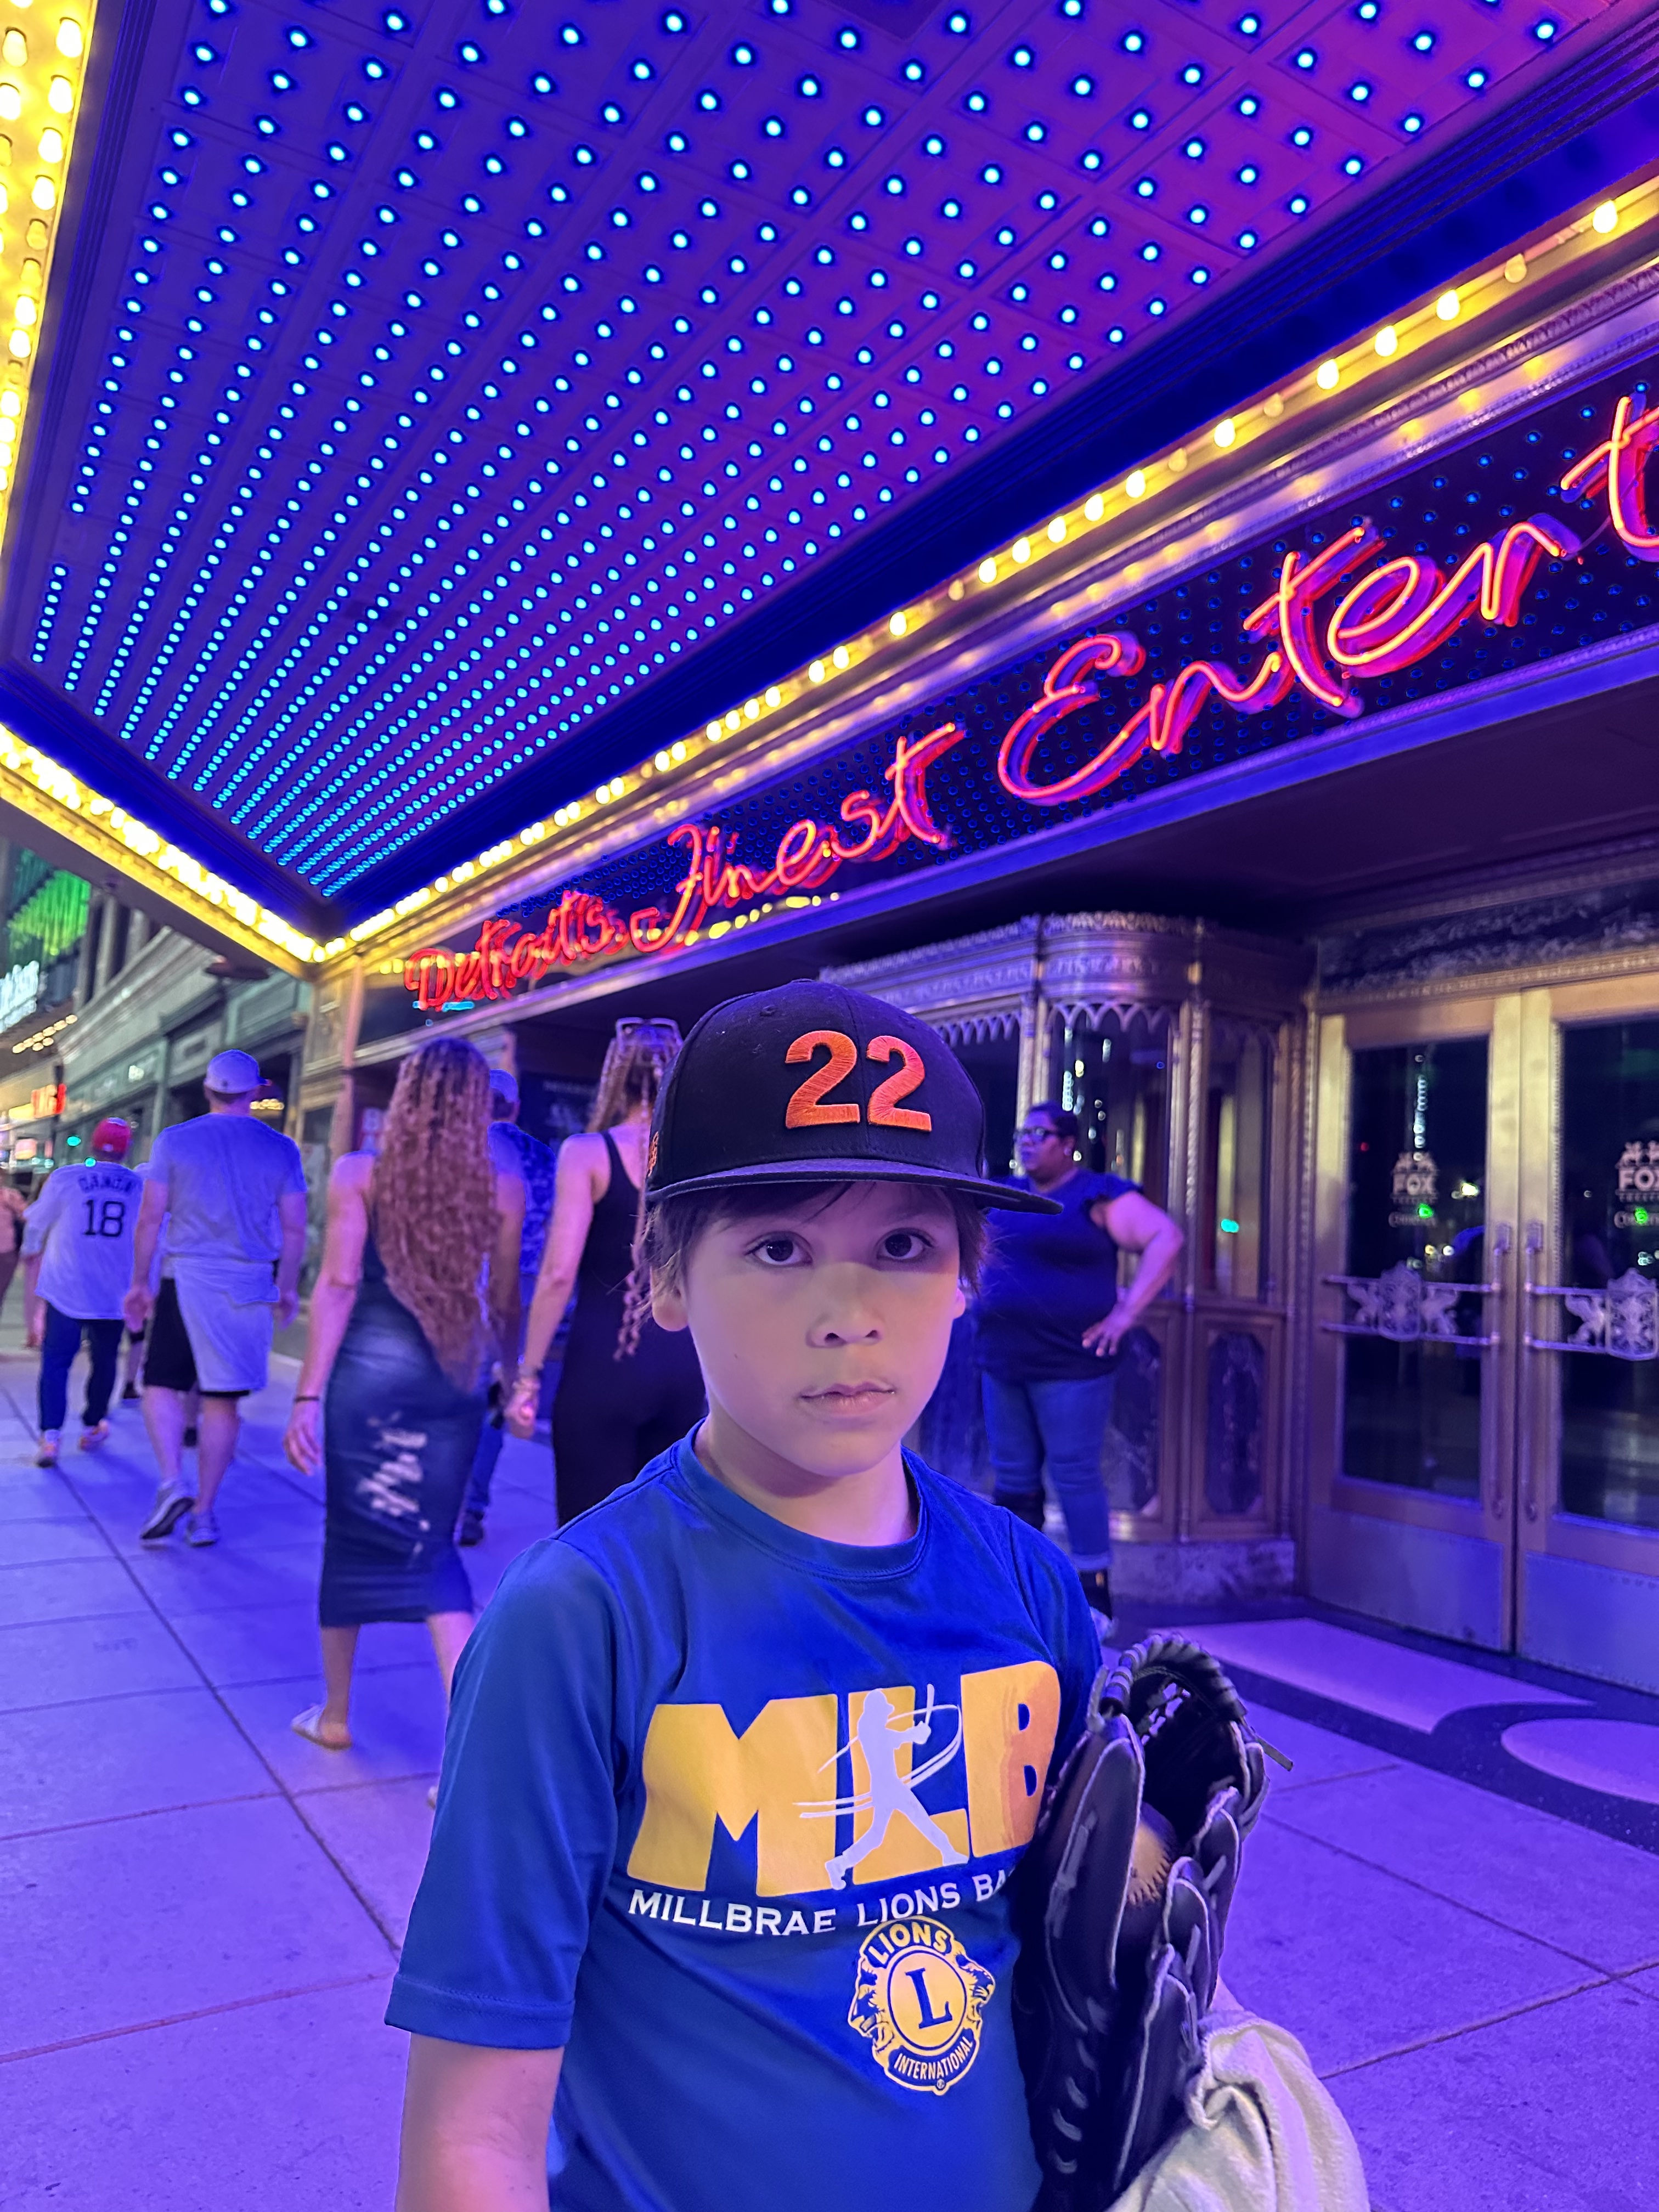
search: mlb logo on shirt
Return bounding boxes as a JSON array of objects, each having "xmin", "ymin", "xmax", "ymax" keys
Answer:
[{"xmin": 626, "ymin": 1660, "xmax": 1060, "ymax": 1899}]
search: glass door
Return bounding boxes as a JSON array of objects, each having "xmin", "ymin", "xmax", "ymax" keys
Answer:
[
  {"xmin": 1308, "ymin": 1011, "xmax": 1516, "ymax": 1650},
  {"xmin": 1515, "ymin": 1000, "xmax": 1659, "ymax": 1691},
  {"xmin": 1310, "ymin": 988, "xmax": 1659, "ymax": 1691}
]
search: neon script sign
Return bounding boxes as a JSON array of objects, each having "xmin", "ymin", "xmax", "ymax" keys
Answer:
[
  {"xmin": 1001, "ymin": 390, "xmax": 1659, "ymax": 805},
  {"xmin": 406, "ymin": 725, "xmax": 965, "ymax": 1009},
  {"xmin": 409, "ymin": 388, "xmax": 1659, "ymax": 1006}
]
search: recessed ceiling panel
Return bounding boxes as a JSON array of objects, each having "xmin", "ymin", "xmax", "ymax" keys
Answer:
[{"xmin": 0, "ymin": 0, "xmax": 1635, "ymax": 919}]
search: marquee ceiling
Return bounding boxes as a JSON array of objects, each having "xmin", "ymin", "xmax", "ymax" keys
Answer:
[{"xmin": 0, "ymin": 0, "xmax": 1649, "ymax": 930}]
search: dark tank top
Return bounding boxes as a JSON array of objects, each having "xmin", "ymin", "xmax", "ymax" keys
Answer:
[{"xmin": 567, "ymin": 1131, "xmax": 644, "ymax": 1347}]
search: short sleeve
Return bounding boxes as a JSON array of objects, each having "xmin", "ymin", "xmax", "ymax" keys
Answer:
[
  {"xmin": 145, "ymin": 1128, "xmax": 174, "ymax": 1189},
  {"xmin": 279, "ymin": 1136, "xmax": 307, "ymax": 1196},
  {"xmin": 386, "ymin": 1537, "xmax": 625, "ymax": 2049},
  {"xmin": 20, "ymin": 1174, "xmax": 65, "ymax": 1256}
]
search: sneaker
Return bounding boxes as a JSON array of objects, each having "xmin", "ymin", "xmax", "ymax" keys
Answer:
[
  {"xmin": 35, "ymin": 1431, "xmax": 60, "ymax": 1468},
  {"xmin": 184, "ymin": 1508, "xmax": 219, "ymax": 1547},
  {"xmin": 79, "ymin": 1421, "xmax": 111, "ymax": 1452},
  {"xmin": 457, "ymin": 1509, "xmax": 485, "ymax": 1548},
  {"xmin": 1079, "ymin": 1566, "xmax": 1116, "ymax": 1639},
  {"xmin": 183, "ymin": 1424, "xmax": 199, "ymax": 1448},
  {"xmin": 139, "ymin": 1482, "xmax": 195, "ymax": 1542}
]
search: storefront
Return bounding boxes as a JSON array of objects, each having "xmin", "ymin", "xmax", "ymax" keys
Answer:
[{"xmin": 295, "ymin": 191, "xmax": 1659, "ymax": 1690}]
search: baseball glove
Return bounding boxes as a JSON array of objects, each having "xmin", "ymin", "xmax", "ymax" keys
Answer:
[{"xmin": 1014, "ymin": 1635, "xmax": 1280, "ymax": 2210}]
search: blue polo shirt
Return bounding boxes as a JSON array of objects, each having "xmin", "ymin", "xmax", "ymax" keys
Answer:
[{"xmin": 388, "ymin": 1440, "xmax": 1098, "ymax": 2212}]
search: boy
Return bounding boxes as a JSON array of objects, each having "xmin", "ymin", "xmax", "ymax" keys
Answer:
[
  {"xmin": 388, "ymin": 981, "xmax": 1102, "ymax": 2212},
  {"xmin": 21, "ymin": 1118, "xmax": 142, "ymax": 1466}
]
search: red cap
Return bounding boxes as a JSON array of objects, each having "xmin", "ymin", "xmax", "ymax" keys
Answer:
[{"xmin": 91, "ymin": 1118, "xmax": 133, "ymax": 1159}]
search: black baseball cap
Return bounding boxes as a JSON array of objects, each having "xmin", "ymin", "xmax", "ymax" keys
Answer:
[{"xmin": 646, "ymin": 980, "xmax": 1058, "ymax": 1212}]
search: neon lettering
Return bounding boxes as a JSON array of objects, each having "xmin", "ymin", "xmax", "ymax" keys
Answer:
[
  {"xmin": 404, "ymin": 387, "xmax": 1649, "ymax": 1008},
  {"xmin": 1560, "ymin": 394, "xmax": 1659, "ymax": 560},
  {"xmin": 1325, "ymin": 517, "xmax": 1581, "ymax": 674},
  {"xmin": 406, "ymin": 722, "xmax": 967, "ymax": 1004}
]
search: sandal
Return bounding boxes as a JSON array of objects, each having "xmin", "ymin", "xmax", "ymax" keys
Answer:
[{"xmin": 290, "ymin": 1703, "xmax": 352, "ymax": 1751}]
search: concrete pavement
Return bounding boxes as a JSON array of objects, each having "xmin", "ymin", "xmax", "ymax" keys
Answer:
[{"xmin": 2, "ymin": 1314, "xmax": 1657, "ymax": 2209}]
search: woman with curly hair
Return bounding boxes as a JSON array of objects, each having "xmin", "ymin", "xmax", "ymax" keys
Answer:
[
  {"xmin": 502, "ymin": 1017, "xmax": 704, "ymax": 1521},
  {"xmin": 283, "ymin": 1037, "xmax": 524, "ymax": 1752}
]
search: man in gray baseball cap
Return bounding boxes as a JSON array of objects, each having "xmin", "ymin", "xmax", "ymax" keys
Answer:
[{"xmin": 125, "ymin": 1048, "xmax": 308, "ymax": 1546}]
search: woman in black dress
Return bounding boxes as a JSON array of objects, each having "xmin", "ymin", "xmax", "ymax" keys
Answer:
[
  {"xmin": 283, "ymin": 1037, "xmax": 523, "ymax": 1753},
  {"xmin": 503, "ymin": 1018, "xmax": 704, "ymax": 1521}
]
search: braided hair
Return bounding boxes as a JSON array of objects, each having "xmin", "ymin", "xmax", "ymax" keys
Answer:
[{"xmin": 588, "ymin": 1018, "xmax": 682, "ymax": 1359}]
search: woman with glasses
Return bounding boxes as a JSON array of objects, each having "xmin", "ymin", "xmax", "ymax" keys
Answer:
[
  {"xmin": 974, "ymin": 1101, "xmax": 1184, "ymax": 1623},
  {"xmin": 503, "ymin": 1019, "xmax": 704, "ymax": 1521}
]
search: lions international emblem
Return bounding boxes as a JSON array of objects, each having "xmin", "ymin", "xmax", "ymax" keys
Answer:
[{"xmin": 848, "ymin": 1916, "xmax": 993, "ymax": 2096}]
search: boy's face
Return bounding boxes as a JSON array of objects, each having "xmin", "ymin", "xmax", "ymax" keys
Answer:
[{"xmin": 653, "ymin": 1181, "xmax": 967, "ymax": 1485}]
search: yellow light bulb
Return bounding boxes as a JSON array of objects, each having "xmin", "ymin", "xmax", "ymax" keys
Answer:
[
  {"xmin": 977, "ymin": 556, "xmax": 996, "ymax": 582},
  {"xmin": 1083, "ymin": 493, "xmax": 1104, "ymax": 521},
  {"xmin": 1375, "ymin": 325, "xmax": 1398, "ymax": 356},
  {"xmin": 1012, "ymin": 535, "xmax": 1031, "ymax": 562},
  {"xmin": 1125, "ymin": 469, "xmax": 1147, "ymax": 498},
  {"xmin": 48, "ymin": 76, "xmax": 74, "ymax": 114},
  {"xmin": 1213, "ymin": 418, "xmax": 1236, "ymax": 448},
  {"xmin": 1046, "ymin": 516, "xmax": 1066, "ymax": 542},
  {"xmin": 1435, "ymin": 290, "xmax": 1459, "ymax": 321},
  {"xmin": 808, "ymin": 659, "xmax": 826, "ymax": 682},
  {"xmin": 1592, "ymin": 200, "xmax": 1618, "ymax": 234},
  {"xmin": 888, "ymin": 610, "xmax": 907, "ymax": 635},
  {"xmin": 1316, "ymin": 359, "xmax": 1339, "ymax": 390},
  {"xmin": 57, "ymin": 19, "xmax": 84, "ymax": 58}
]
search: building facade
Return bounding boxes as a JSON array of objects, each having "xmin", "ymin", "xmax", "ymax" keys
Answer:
[{"xmin": 270, "ymin": 206, "xmax": 1659, "ymax": 1697}]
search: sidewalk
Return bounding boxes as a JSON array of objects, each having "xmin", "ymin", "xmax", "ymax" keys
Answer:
[{"xmin": 2, "ymin": 1313, "xmax": 1657, "ymax": 2210}]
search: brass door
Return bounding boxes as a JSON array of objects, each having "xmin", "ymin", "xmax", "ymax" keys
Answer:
[
  {"xmin": 1309, "ymin": 985, "xmax": 1659, "ymax": 1691},
  {"xmin": 1513, "ymin": 983, "xmax": 1659, "ymax": 1691}
]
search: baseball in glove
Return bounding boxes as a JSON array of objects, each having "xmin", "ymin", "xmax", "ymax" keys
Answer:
[{"xmin": 1014, "ymin": 1635, "xmax": 1285, "ymax": 2210}]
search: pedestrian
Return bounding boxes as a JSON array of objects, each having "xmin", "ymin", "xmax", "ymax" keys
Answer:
[
  {"xmin": 0, "ymin": 1171, "xmax": 28, "ymax": 1323},
  {"xmin": 125, "ymin": 1049, "xmax": 307, "ymax": 1547},
  {"xmin": 457, "ymin": 1066, "xmax": 556, "ymax": 1546},
  {"xmin": 973, "ymin": 1100, "xmax": 1184, "ymax": 1622},
  {"xmin": 501, "ymin": 1017, "xmax": 704, "ymax": 1521},
  {"xmin": 282, "ymin": 1037, "xmax": 523, "ymax": 1758},
  {"xmin": 21, "ymin": 1119, "xmax": 142, "ymax": 1465},
  {"xmin": 387, "ymin": 981, "xmax": 1092, "ymax": 2210}
]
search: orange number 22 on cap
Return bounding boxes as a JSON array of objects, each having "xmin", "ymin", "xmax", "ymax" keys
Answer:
[{"xmin": 783, "ymin": 1030, "xmax": 933, "ymax": 1132}]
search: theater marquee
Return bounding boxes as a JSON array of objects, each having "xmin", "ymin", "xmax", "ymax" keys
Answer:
[{"xmin": 398, "ymin": 377, "xmax": 1659, "ymax": 1019}]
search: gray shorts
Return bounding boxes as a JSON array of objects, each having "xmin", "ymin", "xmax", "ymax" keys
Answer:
[{"xmin": 164, "ymin": 1265, "xmax": 277, "ymax": 1396}]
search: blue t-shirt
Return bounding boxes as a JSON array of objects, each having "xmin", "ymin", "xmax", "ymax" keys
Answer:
[
  {"xmin": 388, "ymin": 1438, "xmax": 1099, "ymax": 2212},
  {"xmin": 489, "ymin": 1120, "xmax": 557, "ymax": 1282},
  {"xmin": 974, "ymin": 1171, "xmax": 1139, "ymax": 1381}
]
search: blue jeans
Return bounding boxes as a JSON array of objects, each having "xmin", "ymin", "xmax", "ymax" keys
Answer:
[
  {"xmin": 981, "ymin": 1372, "xmax": 1116, "ymax": 1571},
  {"xmin": 465, "ymin": 1275, "xmax": 538, "ymax": 1516},
  {"xmin": 39, "ymin": 1305, "xmax": 124, "ymax": 1434}
]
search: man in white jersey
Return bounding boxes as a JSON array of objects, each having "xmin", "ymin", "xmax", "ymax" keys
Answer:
[
  {"xmin": 22, "ymin": 1119, "xmax": 143, "ymax": 1468},
  {"xmin": 126, "ymin": 1050, "xmax": 307, "ymax": 1548}
]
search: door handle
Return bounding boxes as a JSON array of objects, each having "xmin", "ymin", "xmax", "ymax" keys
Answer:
[
  {"xmin": 1488, "ymin": 1222, "xmax": 1513, "ymax": 1520},
  {"xmin": 1520, "ymin": 1220, "xmax": 1544, "ymax": 1523}
]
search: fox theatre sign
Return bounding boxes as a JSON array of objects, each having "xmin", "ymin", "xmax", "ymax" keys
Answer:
[{"xmin": 404, "ymin": 384, "xmax": 1659, "ymax": 1015}]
